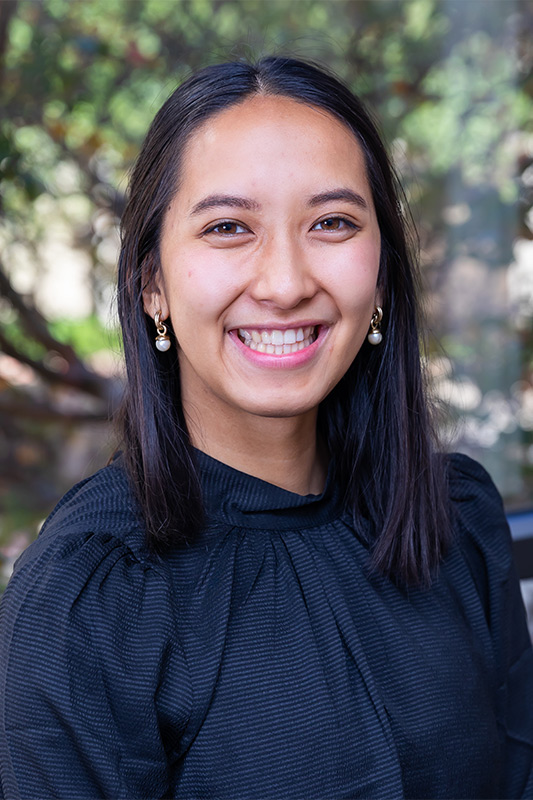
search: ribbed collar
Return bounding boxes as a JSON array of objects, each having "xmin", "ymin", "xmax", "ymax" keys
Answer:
[{"xmin": 195, "ymin": 449, "xmax": 343, "ymax": 530}]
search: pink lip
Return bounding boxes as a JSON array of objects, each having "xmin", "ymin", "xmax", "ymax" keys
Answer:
[{"xmin": 228, "ymin": 325, "xmax": 327, "ymax": 369}]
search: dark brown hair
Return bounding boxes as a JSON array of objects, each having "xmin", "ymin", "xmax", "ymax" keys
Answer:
[{"xmin": 117, "ymin": 56, "xmax": 451, "ymax": 586}]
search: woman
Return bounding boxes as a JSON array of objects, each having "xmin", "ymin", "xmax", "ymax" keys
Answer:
[{"xmin": 1, "ymin": 56, "xmax": 532, "ymax": 799}]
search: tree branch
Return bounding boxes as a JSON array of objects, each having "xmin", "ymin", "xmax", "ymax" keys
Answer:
[
  {"xmin": 0, "ymin": 266, "xmax": 79, "ymax": 361},
  {"xmin": 0, "ymin": 265, "xmax": 114, "ymax": 399},
  {"xmin": 0, "ymin": 400, "xmax": 109, "ymax": 423}
]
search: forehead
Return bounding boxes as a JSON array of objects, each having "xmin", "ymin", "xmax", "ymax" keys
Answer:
[{"xmin": 176, "ymin": 94, "xmax": 371, "ymax": 202}]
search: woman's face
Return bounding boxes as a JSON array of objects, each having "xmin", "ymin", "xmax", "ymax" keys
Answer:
[{"xmin": 145, "ymin": 94, "xmax": 381, "ymax": 434}]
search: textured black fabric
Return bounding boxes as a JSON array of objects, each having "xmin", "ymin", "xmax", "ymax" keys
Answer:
[{"xmin": 0, "ymin": 452, "xmax": 532, "ymax": 799}]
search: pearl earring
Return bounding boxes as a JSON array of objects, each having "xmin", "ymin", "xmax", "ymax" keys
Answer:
[
  {"xmin": 154, "ymin": 310, "xmax": 171, "ymax": 352},
  {"xmin": 367, "ymin": 306, "xmax": 383, "ymax": 345}
]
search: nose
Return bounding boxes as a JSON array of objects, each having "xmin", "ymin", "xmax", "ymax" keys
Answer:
[{"xmin": 248, "ymin": 235, "xmax": 317, "ymax": 309}]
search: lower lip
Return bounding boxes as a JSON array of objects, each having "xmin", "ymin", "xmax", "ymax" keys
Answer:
[{"xmin": 229, "ymin": 327, "xmax": 326, "ymax": 369}]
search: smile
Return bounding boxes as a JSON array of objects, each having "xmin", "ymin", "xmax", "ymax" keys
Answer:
[{"xmin": 237, "ymin": 326, "xmax": 318, "ymax": 354}]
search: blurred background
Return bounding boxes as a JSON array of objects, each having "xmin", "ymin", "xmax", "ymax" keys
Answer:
[{"xmin": 1, "ymin": 0, "xmax": 533, "ymax": 625}]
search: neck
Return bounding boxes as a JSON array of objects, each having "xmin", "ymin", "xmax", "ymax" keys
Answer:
[{"xmin": 186, "ymin": 409, "xmax": 327, "ymax": 496}]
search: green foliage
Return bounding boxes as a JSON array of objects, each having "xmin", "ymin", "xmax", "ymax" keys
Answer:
[
  {"xmin": 2, "ymin": 316, "xmax": 121, "ymax": 361},
  {"xmin": 49, "ymin": 316, "xmax": 122, "ymax": 359},
  {"xmin": 3, "ymin": 0, "xmax": 531, "ymax": 223}
]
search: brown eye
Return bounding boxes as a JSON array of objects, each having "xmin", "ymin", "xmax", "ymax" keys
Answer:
[
  {"xmin": 320, "ymin": 218, "xmax": 341, "ymax": 230},
  {"xmin": 206, "ymin": 221, "xmax": 247, "ymax": 235},
  {"xmin": 312, "ymin": 217, "xmax": 356, "ymax": 232}
]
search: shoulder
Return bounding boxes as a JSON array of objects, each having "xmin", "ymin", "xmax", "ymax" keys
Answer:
[
  {"xmin": 1, "ymin": 458, "xmax": 174, "ymax": 639},
  {"xmin": 40, "ymin": 455, "xmax": 144, "ymax": 544},
  {"xmin": 0, "ymin": 466, "xmax": 192, "ymax": 780},
  {"xmin": 447, "ymin": 451, "xmax": 504, "ymax": 507},
  {"xmin": 445, "ymin": 459, "xmax": 533, "ymax": 775},
  {"xmin": 445, "ymin": 453, "xmax": 532, "ymax": 663},
  {"xmin": 0, "ymin": 460, "xmax": 183, "ymax": 690},
  {"xmin": 445, "ymin": 451, "xmax": 515, "ymax": 602},
  {"xmin": 446, "ymin": 451, "xmax": 512, "ymax": 566},
  {"xmin": 14, "ymin": 456, "xmax": 147, "ymax": 573}
]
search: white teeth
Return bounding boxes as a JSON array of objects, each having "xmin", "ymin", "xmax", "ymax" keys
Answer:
[
  {"xmin": 237, "ymin": 325, "xmax": 318, "ymax": 353},
  {"xmin": 284, "ymin": 329, "xmax": 296, "ymax": 344}
]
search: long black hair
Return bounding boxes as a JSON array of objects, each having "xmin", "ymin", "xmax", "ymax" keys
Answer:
[{"xmin": 117, "ymin": 56, "xmax": 451, "ymax": 586}]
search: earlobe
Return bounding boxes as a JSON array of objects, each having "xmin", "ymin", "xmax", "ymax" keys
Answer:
[{"xmin": 143, "ymin": 287, "xmax": 169, "ymax": 321}]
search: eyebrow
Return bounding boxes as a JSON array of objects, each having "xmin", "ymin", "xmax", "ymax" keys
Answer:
[
  {"xmin": 189, "ymin": 194, "xmax": 261, "ymax": 216},
  {"xmin": 307, "ymin": 189, "xmax": 369, "ymax": 211},
  {"xmin": 188, "ymin": 188, "xmax": 369, "ymax": 217}
]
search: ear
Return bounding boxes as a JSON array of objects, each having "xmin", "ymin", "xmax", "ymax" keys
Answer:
[{"xmin": 142, "ymin": 253, "xmax": 169, "ymax": 320}]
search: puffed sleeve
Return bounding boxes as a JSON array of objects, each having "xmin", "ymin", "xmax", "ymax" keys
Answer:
[
  {"xmin": 0, "ymin": 530, "xmax": 191, "ymax": 799},
  {"xmin": 449, "ymin": 453, "xmax": 533, "ymax": 799}
]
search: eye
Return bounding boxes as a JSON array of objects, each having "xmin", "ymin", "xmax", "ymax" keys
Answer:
[
  {"xmin": 204, "ymin": 220, "xmax": 249, "ymax": 235},
  {"xmin": 311, "ymin": 216, "xmax": 357, "ymax": 232}
]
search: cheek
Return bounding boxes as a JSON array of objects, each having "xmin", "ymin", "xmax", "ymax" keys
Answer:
[
  {"xmin": 166, "ymin": 257, "xmax": 243, "ymax": 332},
  {"xmin": 329, "ymin": 245, "xmax": 380, "ymax": 314}
]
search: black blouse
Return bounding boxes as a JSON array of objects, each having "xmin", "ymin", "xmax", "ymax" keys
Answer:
[{"xmin": 0, "ymin": 452, "xmax": 532, "ymax": 799}]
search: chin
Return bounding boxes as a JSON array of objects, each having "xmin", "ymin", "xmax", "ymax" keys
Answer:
[
  {"xmin": 240, "ymin": 399, "xmax": 322, "ymax": 420},
  {"xmin": 234, "ymin": 382, "xmax": 336, "ymax": 419}
]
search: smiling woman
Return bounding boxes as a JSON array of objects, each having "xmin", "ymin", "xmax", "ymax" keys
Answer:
[
  {"xmin": 1, "ymin": 57, "xmax": 532, "ymax": 800},
  {"xmin": 142, "ymin": 94, "xmax": 381, "ymax": 485}
]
